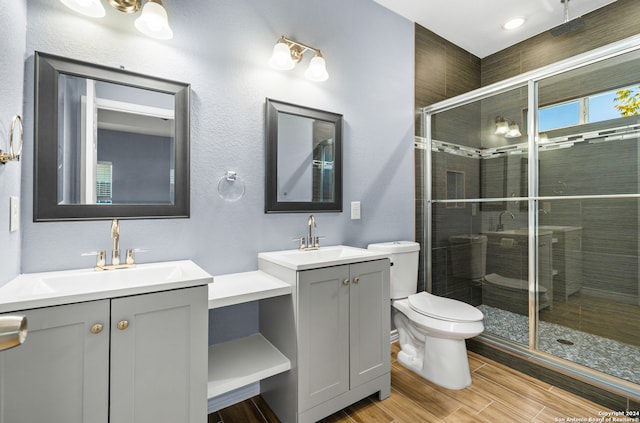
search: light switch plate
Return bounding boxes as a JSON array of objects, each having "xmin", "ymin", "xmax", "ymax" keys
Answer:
[
  {"xmin": 10, "ymin": 196, "xmax": 19, "ymax": 233},
  {"xmin": 351, "ymin": 201, "xmax": 361, "ymax": 220}
]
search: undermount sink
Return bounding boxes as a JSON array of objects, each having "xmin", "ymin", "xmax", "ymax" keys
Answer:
[
  {"xmin": 258, "ymin": 245, "xmax": 389, "ymax": 271},
  {"xmin": 0, "ymin": 260, "xmax": 212, "ymax": 312}
]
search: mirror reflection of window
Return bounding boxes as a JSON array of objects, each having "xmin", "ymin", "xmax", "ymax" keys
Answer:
[{"xmin": 96, "ymin": 161, "xmax": 112, "ymax": 204}]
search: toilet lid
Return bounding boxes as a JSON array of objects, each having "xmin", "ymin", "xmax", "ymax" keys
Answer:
[{"xmin": 408, "ymin": 292, "xmax": 483, "ymax": 322}]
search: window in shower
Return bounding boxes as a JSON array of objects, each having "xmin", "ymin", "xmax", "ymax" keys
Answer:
[{"xmin": 538, "ymin": 84, "xmax": 640, "ymax": 132}]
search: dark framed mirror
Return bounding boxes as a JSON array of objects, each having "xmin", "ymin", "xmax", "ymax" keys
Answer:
[
  {"xmin": 34, "ymin": 51, "xmax": 190, "ymax": 221},
  {"xmin": 265, "ymin": 98, "xmax": 343, "ymax": 213}
]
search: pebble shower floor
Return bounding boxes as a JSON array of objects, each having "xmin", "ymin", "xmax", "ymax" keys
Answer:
[{"xmin": 477, "ymin": 304, "xmax": 640, "ymax": 385}]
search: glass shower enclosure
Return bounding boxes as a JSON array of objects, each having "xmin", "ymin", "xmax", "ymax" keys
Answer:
[{"xmin": 420, "ymin": 34, "xmax": 640, "ymax": 397}]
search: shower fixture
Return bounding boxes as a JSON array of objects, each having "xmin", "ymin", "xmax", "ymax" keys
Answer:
[{"xmin": 550, "ymin": 0, "xmax": 585, "ymax": 36}]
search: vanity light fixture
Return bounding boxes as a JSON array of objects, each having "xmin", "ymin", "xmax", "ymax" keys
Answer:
[
  {"xmin": 494, "ymin": 117, "xmax": 509, "ymax": 135},
  {"xmin": 269, "ymin": 36, "xmax": 329, "ymax": 82},
  {"xmin": 59, "ymin": 0, "xmax": 173, "ymax": 40}
]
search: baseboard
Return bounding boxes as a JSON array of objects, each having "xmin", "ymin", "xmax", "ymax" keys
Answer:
[
  {"xmin": 208, "ymin": 383, "xmax": 260, "ymax": 413},
  {"xmin": 390, "ymin": 329, "xmax": 398, "ymax": 343}
]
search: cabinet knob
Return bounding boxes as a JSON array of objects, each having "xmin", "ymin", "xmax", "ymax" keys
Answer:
[
  {"xmin": 342, "ymin": 279, "xmax": 349, "ymax": 286},
  {"xmin": 90, "ymin": 323, "xmax": 103, "ymax": 334},
  {"xmin": 117, "ymin": 320, "xmax": 129, "ymax": 331},
  {"xmin": 353, "ymin": 277, "xmax": 360, "ymax": 284}
]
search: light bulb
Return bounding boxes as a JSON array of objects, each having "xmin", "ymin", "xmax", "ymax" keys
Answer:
[
  {"xmin": 304, "ymin": 52, "xmax": 329, "ymax": 82},
  {"xmin": 505, "ymin": 123, "xmax": 522, "ymax": 138},
  {"xmin": 60, "ymin": 0, "xmax": 106, "ymax": 18},
  {"xmin": 134, "ymin": 0, "xmax": 173, "ymax": 40},
  {"xmin": 495, "ymin": 119, "xmax": 509, "ymax": 135},
  {"xmin": 269, "ymin": 39, "xmax": 295, "ymax": 70}
]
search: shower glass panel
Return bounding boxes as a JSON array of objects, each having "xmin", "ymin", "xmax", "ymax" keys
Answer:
[
  {"xmin": 535, "ymin": 48, "xmax": 640, "ymax": 384},
  {"xmin": 430, "ymin": 86, "xmax": 531, "ymax": 346},
  {"xmin": 424, "ymin": 36, "xmax": 640, "ymax": 393}
]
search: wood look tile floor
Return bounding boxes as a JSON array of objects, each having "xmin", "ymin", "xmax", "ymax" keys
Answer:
[{"xmin": 208, "ymin": 342, "xmax": 613, "ymax": 422}]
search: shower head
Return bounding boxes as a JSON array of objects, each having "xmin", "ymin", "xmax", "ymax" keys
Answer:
[
  {"xmin": 549, "ymin": 0, "xmax": 585, "ymax": 36},
  {"xmin": 550, "ymin": 17, "xmax": 585, "ymax": 36}
]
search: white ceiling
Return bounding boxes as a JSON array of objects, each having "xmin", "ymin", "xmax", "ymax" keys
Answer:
[{"xmin": 372, "ymin": 0, "xmax": 618, "ymax": 58}]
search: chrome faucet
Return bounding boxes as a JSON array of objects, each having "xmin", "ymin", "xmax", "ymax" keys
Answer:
[
  {"xmin": 497, "ymin": 211, "xmax": 515, "ymax": 231},
  {"xmin": 294, "ymin": 215, "xmax": 321, "ymax": 250},
  {"xmin": 84, "ymin": 218, "xmax": 145, "ymax": 270},
  {"xmin": 111, "ymin": 218, "xmax": 121, "ymax": 266},
  {"xmin": 307, "ymin": 215, "xmax": 316, "ymax": 249}
]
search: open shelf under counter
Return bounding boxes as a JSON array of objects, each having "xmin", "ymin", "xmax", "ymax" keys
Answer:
[
  {"xmin": 208, "ymin": 270, "xmax": 292, "ymax": 309},
  {"xmin": 207, "ymin": 333, "xmax": 291, "ymax": 399}
]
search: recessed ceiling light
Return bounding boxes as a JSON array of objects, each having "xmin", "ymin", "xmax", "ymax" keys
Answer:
[{"xmin": 503, "ymin": 17, "xmax": 525, "ymax": 30}]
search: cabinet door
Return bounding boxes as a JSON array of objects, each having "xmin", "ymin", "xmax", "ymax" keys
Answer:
[
  {"xmin": 0, "ymin": 300, "xmax": 110, "ymax": 423},
  {"xmin": 298, "ymin": 265, "xmax": 350, "ymax": 411},
  {"xmin": 349, "ymin": 260, "xmax": 390, "ymax": 387},
  {"xmin": 109, "ymin": 286, "xmax": 208, "ymax": 423}
]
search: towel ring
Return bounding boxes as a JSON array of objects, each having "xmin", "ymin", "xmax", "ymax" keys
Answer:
[
  {"xmin": 1, "ymin": 115, "xmax": 23, "ymax": 165},
  {"xmin": 9, "ymin": 115, "xmax": 23, "ymax": 160},
  {"xmin": 217, "ymin": 171, "xmax": 245, "ymax": 202}
]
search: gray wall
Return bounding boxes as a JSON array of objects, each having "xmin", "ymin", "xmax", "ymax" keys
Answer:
[
  {"xmin": 2, "ymin": 1, "xmax": 415, "ymax": 341},
  {"xmin": 0, "ymin": 2, "xmax": 26, "ymax": 285},
  {"xmin": 17, "ymin": 0, "xmax": 414, "ymax": 272}
]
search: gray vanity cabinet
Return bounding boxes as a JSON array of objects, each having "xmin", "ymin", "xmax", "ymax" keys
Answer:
[
  {"xmin": 0, "ymin": 286, "xmax": 207, "ymax": 423},
  {"xmin": 109, "ymin": 287, "xmax": 208, "ymax": 423},
  {"xmin": 297, "ymin": 259, "xmax": 390, "ymax": 421},
  {"xmin": 0, "ymin": 300, "xmax": 111, "ymax": 423}
]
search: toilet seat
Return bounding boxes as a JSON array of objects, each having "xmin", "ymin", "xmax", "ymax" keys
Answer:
[{"xmin": 408, "ymin": 292, "xmax": 483, "ymax": 323}]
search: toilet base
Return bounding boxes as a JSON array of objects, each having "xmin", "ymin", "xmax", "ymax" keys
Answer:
[
  {"xmin": 397, "ymin": 334, "xmax": 472, "ymax": 390},
  {"xmin": 394, "ymin": 310, "xmax": 474, "ymax": 390}
]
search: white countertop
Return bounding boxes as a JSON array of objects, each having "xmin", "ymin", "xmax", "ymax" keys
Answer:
[
  {"xmin": 258, "ymin": 245, "xmax": 390, "ymax": 271},
  {"xmin": 0, "ymin": 260, "xmax": 213, "ymax": 313},
  {"xmin": 208, "ymin": 270, "xmax": 291, "ymax": 309}
]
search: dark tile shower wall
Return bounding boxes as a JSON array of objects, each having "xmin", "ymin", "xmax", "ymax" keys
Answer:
[
  {"xmin": 414, "ymin": 27, "xmax": 481, "ymax": 292},
  {"xmin": 540, "ymin": 140, "xmax": 640, "ymax": 301}
]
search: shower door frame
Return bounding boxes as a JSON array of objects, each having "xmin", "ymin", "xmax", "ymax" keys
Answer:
[{"xmin": 421, "ymin": 33, "xmax": 640, "ymax": 400}]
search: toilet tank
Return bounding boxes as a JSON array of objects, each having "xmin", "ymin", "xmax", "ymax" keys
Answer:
[{"xmin": 367, "ymin": 241, "xmax": 420, "ymax": 299}]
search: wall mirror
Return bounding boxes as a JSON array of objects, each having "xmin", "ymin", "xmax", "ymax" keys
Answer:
[
  {"xmin": 34, "ymin": 51, "xmax": 190, "ymax": 221},
  {"xmin": 265, "ymin": 98, "xmax": 343, "ymax": 213}
]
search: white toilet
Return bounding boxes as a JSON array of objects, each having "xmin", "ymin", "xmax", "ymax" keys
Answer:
[{"xmin": 368, "ymin": 241, "xmax": 484, "ymax": 390}]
